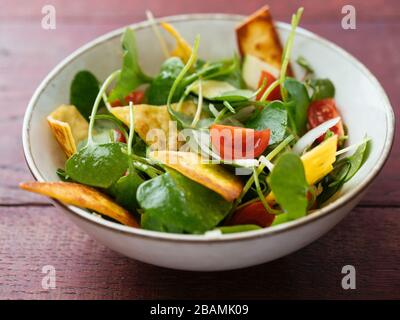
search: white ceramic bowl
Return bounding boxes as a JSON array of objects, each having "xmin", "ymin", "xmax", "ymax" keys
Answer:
[{"xmin": 23, "ymin": 14, "xmax": 394, "ymax": 271}]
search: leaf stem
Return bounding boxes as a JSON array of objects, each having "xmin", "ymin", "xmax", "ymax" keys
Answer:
[
  {"xmin": 167, "ymin": 35, "xmax": 200, "ymax": 121},
  {"xmin": 127, "ymin": 101, "xmax": 135, "ymax": 155},
  {"xmin": 236, "ymin": 134, "xmax": 294, "ymax": 204},
  {"xmin": 93, "ymin": 114, "xmax": 129, "ymax": 142},
  {"xmin": 259, "ymin": 79, "xmax": 281, "ymax": 102},
  {"xmin": 280, "ymin": 7, "xmax": 304, "ymax": 100},
  {"xmin": 213, "ymin": 107, "xmax": 229, "ymax": 123},
  {"xmin": 191, "ymin": 79, "xmax": 203, "ymax": 128},
  {"xmin": 87, "ymin": 70, "xmax": 121, "ymax": 145},
  {"xmin": 253, "ymin": 167, "xmax": 281, "ymax": 215},
  {"xmin": 223, "ymin": 100, "xmax": 236, "ymax": 114}
]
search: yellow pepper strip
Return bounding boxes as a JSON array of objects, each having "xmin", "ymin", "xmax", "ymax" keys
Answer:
[
  {"xmin": 161, "ymin": 22, "xmax": 192, "ymax": 63},
  {"xmin": 266, "ymin": 135, "xmax": 338, "ymax": 204}
]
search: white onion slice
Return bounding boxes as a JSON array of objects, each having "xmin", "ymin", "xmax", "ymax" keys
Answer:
[
  {"xmin": 335, "ymin": 137, "xmax": 370, "ymax": 156},
  {"xmin": 292, "ymin": 117, "xmax": 340, "ymax": 155},
  {"xmin": 191, "ymin": 130, "xmax": 221, "ymax": 160},
  {"xmin": 231, "ymin": 158, "xmax": 259, "ymax": 167},
  {"xmin": 259, "ymin": 155, "xmax": 274, "ymax": 171}
]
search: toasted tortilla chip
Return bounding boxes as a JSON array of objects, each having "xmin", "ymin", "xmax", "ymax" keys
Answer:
[
  {"xmin": 19, "ymin": 181, "xmax": 139, "ymax": 227},
  {"xmin": 111, "ymin": 101, "xmax": 197, "ymax": 150},
  {"xmin": 150, "ymin": 151, "xmax": 243, "ymax": 202},
  {"xmin": 47, "ymin": 105, "xmax": 88, "ymax": 158},
  {"xmin": 161, "ymin": 22, "xmax": 192, "ymax": 63},
  {"xmin": 236, "ymin": 6, "xmax": 292, "ymax": 75}
]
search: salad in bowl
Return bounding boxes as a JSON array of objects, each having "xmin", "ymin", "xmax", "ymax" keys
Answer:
[{"xmin": 21, "ymin": 6, "xmax": 370, "ymax": 236}]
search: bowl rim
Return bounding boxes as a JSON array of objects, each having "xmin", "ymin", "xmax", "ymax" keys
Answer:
[{"xmin": 22, "ymin": 13, "xmax": 395, "ymax": 243}]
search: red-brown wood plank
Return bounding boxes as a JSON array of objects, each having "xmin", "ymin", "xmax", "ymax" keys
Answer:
[
  {"xmin": 1, "ymin": 0, "xmax": 400, "ymax": 22},
  {"xmin": 0, "ymin": 0, "xmax": 399, "ymax": 300},
  {"xmin": 0, "ymin": 205, "xmax": 399, "ymax": 299}
]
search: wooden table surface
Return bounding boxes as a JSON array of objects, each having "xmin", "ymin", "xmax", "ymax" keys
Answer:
[{"xmin": 0, "ymin": 0, "xmax": 399, "ymax": 299}]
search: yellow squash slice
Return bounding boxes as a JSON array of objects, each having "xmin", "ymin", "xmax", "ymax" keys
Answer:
[
  {"xmin": 236, "ymin": 5, "xmax": 292, "ymax": 75},
  {"xmin": 47, "ymin": 105, "xmax": 88, "ymax": 158},
  {"xmin": 266, "ymin": 135, "xmax": 338, "ymax": 204},
  {"xmin": 301, "ymin": 135, "xmax": 338, "ymax": 185},
  {"xmin": 19, "ymin": 181, "xmax": 139, "ymax": 227},
  {"xmin": 161, "ymin": 22, "xmax": 192, "ymax": 63},
  {"xmin": 150, "ymin": 151, "xmax": 243, "ymax": 202},
  {"xmin": 110, "ymin": 101, "xmax": 197, "ymax": 150}
]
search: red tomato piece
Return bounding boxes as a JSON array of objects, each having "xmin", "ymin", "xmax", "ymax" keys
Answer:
[
  {"xmin": 125, "ymin": 90, "xmax": 145, "ymax": 105},
  {"xmin": 226, "ymin": 201, "xmax": 275, "ymax": 228},
  {"xmin": 210, "ymin": 124, "xmax": 270, "ymax": 160},
  {"xmin": 256, "ymin": 70, "xmax": 282, "ymax": 101},
  {"xmin": 113, "ymin": 129, "xmax": 126, "ymax": 143},
  {"xmin": 307, "ymin": 98, "xmax": 344, "ymax": 143},
  {"xmin": 110, "ymin": 90, "xmax": 145, "ymax": 107}
]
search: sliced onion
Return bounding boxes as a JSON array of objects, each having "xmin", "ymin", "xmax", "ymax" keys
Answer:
[
  {"xmin": 335, "ymin": 137, "xmax": 370, "ymax": 156},
  {"xmin": 292, "ymin": 117, "xmax": 340, "ymax": 155},
  {"xmin": 231, "ymin": 158, "xmax": 259, "ymax": 167},
  {"xmin": 191, "ymin": 130, "xmax": 221, "ymax": 160},
  {"xmin": 259, "ymin": 155, "xmax": 274, "ymax": 171}
]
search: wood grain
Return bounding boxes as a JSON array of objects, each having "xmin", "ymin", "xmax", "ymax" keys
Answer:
[
  {"xmin": 0, "ymin": 0, "xmax": 399, "ymax": 300},
  {"xmin": 0, "ymin": 205, "xmax": 399, "ymax": 299},
  {"xmin": 1, "ymin": 0, "xmax": 400, "ymax": 22}
]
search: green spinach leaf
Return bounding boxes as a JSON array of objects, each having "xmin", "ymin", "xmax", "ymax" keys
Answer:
[
  {"xmin": 108, "ymin": 28, "xmax": 152, "ymax": 102},
  {"xmin": 146, "ymin": 57, "xmax": 184, "ymax": 105},
  {"xmin": 283, "ymin": 78, "xmax": 310, "ymax": 136},
  {"xmin": 65, "ymin": 143, "xmax": 129, "ymax": 188},
  {"xmin": 268, "ymin": 153, "xmax": 309, "ymax": 221},
  {"xmin": 308, "ymin": 78, "xmax": 335, "ymax": 101},
  {"xmin": 109, "ymin": 168, "xmax": 144, "ymax": 210},
  {"xmin": 56, "ymin": 168, "xmax": 72, "ymax": 182},
  {"xmin": 317, "ymin": 139, "xmax": 370, "ymax": 205},
  {"xmin": 218, "ymin": 224, "xmax": 261, "ymax": 234},
  {"xmin": 212, "ymin": 55, "xmax": 245, "ymax": 88},
  {"xmin": 296, "ymin": 56, "xmax": 314, "ymax": 76},
  {"xmin": 213, "ymin": 89, "xmax": 254, "ymax": 102},
  {"xmin": 245, "ymin": 101, "xmax": 288, "ymax": 145},
  {"xmin": 137, "ymin": 169, "xmax": 232, "ymax": 234},
  {"xmin": 70, "ymin": 70, "xmax": 102, "ymax": 120}
]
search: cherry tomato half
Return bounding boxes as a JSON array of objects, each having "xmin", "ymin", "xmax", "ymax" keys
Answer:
[
  {"xmin": 110, "ymin": 90, "xmax": 145, "ymax": 107},
  {"xmin": 307, "ymin": 98, "xmax": 344, "ymax": 143},
  {"xmin": 210, "ymin": 124, "xmax": 270, "ymax": 160},
  {"xmin": 226, "ymin": 201, "xmax": 275, "ymax": 228},
  {"xmin": 256, "ymin": 70, "xmax": 282, "ymax": 101},
  {"xmin": 113, "ymin": 129, "xmax": 126, "ymax": 143}
]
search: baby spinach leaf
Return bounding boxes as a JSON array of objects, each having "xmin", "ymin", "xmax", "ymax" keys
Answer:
[
  {"xmin": 65, "ymin": 143, "xmax": 129, "ymax": 188},
  {"xmin": 296, "ymin": 56, "xmax": 314, "ymax": 76},
  {"xmin": 212, "ymin": 55, "xmax": 245, "ymax": 88},
  {"xmin": 316, "ymin": 160, "xmax": 350, "ymax": 206},
  {"xmin": 109, "ymin": 168, "xmax": 144, "ymax": 210},
  {"xmin": 131, "ymin": 135, "xmax": 147, "ymax": 157},
  {"xmin": 308, "ymin": 78, "xmax": 335, "ymax": 101},
  {"xmin": 345, "ymin": 139, "xmax": 370, "ymax": 181},
  {"xmin": 56, "ymin": 168, "xmax": 72, "ymax": 182},
  {"xmin": 108, "ymin": 28, "xmax": 152, "ymax": 102},
  {"xmin": 317, "ymin": 139, "xmax": 370, "ymax": 205},
  {"xmin": 146, "ymin": 57, "xmax": 184, "ymax": 105},
  {"xmin": 213, "ymin": 89, "xmax": 254, "ymax": 102},
  {"xmin": 218, "ymin": 224, "xmax": 261, "ymax": 234},
  {"xmin": 283, "ymin": 78, "xmax": 310, "ymax": 136},
  {"xmin": 137, "ymin": 169, "xmax": 232, "ymax": 234},
  {"xmin": 268, "ymin": 153, "xmax": 309, "ymax": 220},
  {"xmin": 245, "ymin": 101, "xmax": 288, "ymax": 145},
  {"xmin": 70, "ymin": 70, "xmax": 102, "ymax": 121},
  {"xmin": 166, "ymin": 35, "xmax": 200, "ymax": 129}
]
